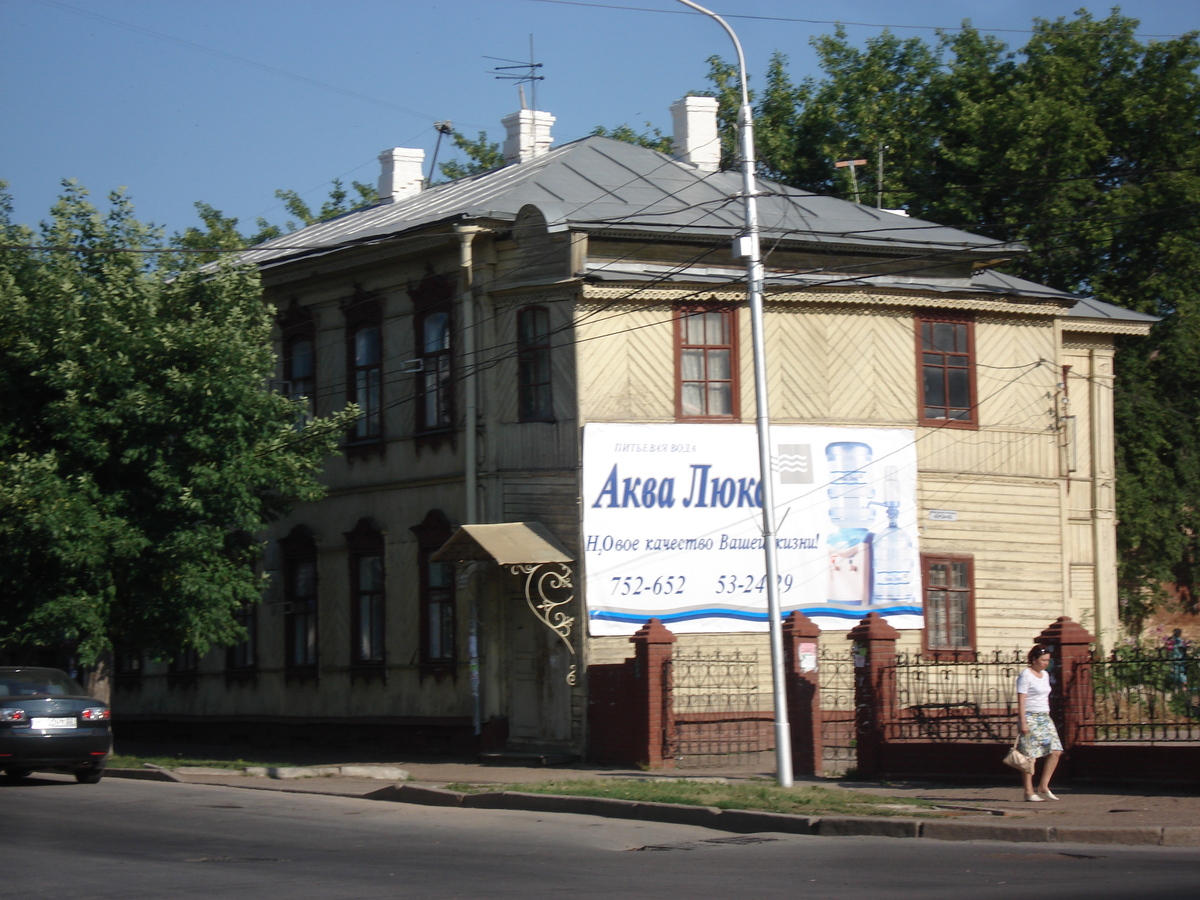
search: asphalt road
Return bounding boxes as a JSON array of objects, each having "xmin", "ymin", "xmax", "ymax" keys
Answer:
[{"xmin": 1, "ymin": 774, "xmax": 1196, "ymax": 899}]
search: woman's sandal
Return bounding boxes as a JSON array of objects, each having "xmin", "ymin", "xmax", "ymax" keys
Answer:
[
  {"xmin": 1038, "ymin": 790, "xmax": 1060, "ymax": 801},
  {"xmin": 1024, "ymin": 794, "xmax": 1044, "ymax": 802}
]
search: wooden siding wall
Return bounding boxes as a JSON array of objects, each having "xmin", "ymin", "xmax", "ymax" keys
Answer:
[{"xmin": 575, "ymin": 292, "xmax": 1114, "ymax": 656}]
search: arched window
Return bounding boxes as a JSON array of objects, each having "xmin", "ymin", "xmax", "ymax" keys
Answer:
[
  {"xmin": 342, "ymin": 290, "xmax": 384, "ymax": 445},
  {"xmin": 411, "ymin": 274, "xmax": 455, "ymax": 435},
  {"xmin": 345, "ymin": 518, "xmax": 386, "ymax": 674},
  {"xmin": 279, "ymin": 300, "xmax": 317, "ymax": 424},
  {"xmin": 410, "ymin": 510, "xmax": 456, "ymax": 670},
  {"xmin": 280, "ymin": 525, "xmax": 319, "ymax": 676},
  {"xmin": 517, "ymin": 306, "xmax": 553, "ymax": 422}
]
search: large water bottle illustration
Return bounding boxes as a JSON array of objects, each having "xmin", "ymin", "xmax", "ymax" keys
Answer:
[
  {"xmin": 826, "ymin": 441, "xmax": 875, "ymax": 605},
  {"xmin": 871, "ymin": 466, "xmax": 915, "ymax": 604}
]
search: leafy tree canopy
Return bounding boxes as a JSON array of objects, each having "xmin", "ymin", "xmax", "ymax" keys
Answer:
[
  {"xmin": 438, "ymin": 130, "xmax": 505, "ymax": 181},
  {"xmin": 701, "ymin": 10, "xmax": 1200, "ymax": 627},
  {"xmin": 0, "ymin": 181, "xmax": 357, "ymax": 665},
  {"xmin": 176, "ymin": 179, "xmax": 378, "ymax": 263},
  {"xmin": 589, "ymin": 123, "xmax": 674, "ymax": 154}
]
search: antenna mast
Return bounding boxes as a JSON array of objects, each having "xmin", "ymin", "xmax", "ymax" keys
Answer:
[{"xmin": 486, "ymin": 36, "xmax": 544, "ymax": 109}]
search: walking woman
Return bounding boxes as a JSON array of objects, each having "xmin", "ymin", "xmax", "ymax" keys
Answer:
[{"xmin": 1016, "ymin": 645, "xmax": 1063, "ymax": 801}]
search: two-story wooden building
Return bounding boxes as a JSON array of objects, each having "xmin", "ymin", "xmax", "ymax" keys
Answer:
[{"xmin": 117, "ymin": 98, "xmax": 1155, "ymax": 759}]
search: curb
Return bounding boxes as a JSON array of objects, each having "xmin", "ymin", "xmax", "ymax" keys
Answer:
[
  {"xmin": 366, "ymin": 785, "xmax": 1200, "ymax": 848},
  {"xmin": 104, "ymin": 774, "xmax": 1200, "ymax": 848}
]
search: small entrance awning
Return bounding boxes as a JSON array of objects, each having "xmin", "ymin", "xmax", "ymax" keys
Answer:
[{"xmin": 431, "ymin": 521, "xmax": 573, "ymax": 566}]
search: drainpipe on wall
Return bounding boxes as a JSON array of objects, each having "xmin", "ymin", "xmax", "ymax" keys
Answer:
[{"xmin": 456, "ymin": 223, "xmax": 489, "ymax": 735}]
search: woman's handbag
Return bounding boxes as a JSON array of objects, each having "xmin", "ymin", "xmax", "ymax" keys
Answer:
[{"xmin": 1003, "ymin": 739, "xmax": 1035, "ymax": 774}]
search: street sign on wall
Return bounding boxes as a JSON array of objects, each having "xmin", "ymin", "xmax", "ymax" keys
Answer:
[{"xmin": 583, "ymin": 423, "xmax": 922, "ymax": 635}]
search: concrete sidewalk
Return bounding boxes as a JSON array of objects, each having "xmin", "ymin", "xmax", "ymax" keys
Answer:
[{"xmin": 105, "ymin": 750, "xmax": 1200, "ymax": 848}]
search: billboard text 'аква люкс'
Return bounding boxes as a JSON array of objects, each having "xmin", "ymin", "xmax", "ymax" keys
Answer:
[{"xmin": 583, "ymin": 423, "xmax": 922, "ymax": 636}]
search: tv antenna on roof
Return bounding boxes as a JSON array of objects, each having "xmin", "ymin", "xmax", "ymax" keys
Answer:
[{"xmin": 486, "ymin": 35, "xmax": 543, "ymax": 109}]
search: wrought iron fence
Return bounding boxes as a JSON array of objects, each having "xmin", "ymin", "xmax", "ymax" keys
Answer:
[
  {"xmin": 1084, "ymin": 646, "xmax": 1200, "ymax": 742},
  {"xmin": 888, "ymin": 650, "xmax": 1025, "ymax": 742},
  {"xmin": 817, "ymin": 646, "xmax": 857, "ymax": 773},
  {"xmin": 665, "ymin": 649, "xmax": 774, "ymax": 768}
]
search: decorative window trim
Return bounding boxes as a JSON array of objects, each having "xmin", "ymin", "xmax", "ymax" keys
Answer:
[
  {"xmin": 410, "ymin": 273, "xmax": 456, "ymax": 440},
  {"xmin": 113, "ymin": 646, "xmax": 142, "ymax": 691},
  {"xmin": 280, "ymin": 525, "xmax": 319, "ymax": 681},
  {"xmin": 225, "ymin": 600, "xmax": 258, "ymax": 683},
  {"xmin": 674, "ymin": 304, "xmax": 740, "ymax": 421},
  {"xmin": 517, "ymin": 305, "xmax": 554, "ymax": 423},
  {"xmin": 279, "ymin": 299, "xmax": 317, "ymax": 423},
  {"xmin": 915, "ymin": 312, "xmax": 978, "ymax": 429},
  {"xmin": 410, "ymin": 509, "xmax": 457, "ymax": 678},
  {"xmin": 921, "ymin": 553, "xmax": 976, "ymax": 660},
  {"xmin": 167, "ymin": 647, "xmax": 199, "ymax": 690},
  {"xmin": 345, "ymin": 518, "xmax": 386, "ymax": 681},
  {"xmin": 342, "ymin": 288, "xmax": 385, "ymax": 455}
]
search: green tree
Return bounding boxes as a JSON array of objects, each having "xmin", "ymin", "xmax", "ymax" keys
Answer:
[
  {"xmin": 590, "ymin": 123, "xmax": 674, "ymax": 154},
  {"xmin": 273, "ymin": 177, "xmax": 378, "ymax": 230},
  {"xmin": 702, "ymin": 11, "xmax": 1200, "ymax": 626},
  {"xmin": 175, "ymin": 179, "xmax": 379, "ymax": 261},
  {"xmin": 439, "ymin": 130, "xmax": 505, "ymax": 180},
  {"xmin": 0, "ymin": 181, "xmax": 357, "ymax": 669}
]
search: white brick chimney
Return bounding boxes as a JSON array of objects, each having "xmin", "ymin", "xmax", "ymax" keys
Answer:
[
  {"xmin": 670, "ymin": 95, "xmax": 720, "ymax": 173},
  {"xmin": 377, "ymin": 148, "xmax": 426, "ymax": 203},
  {"xmin": 502, "ymin": 109, "xmax": 555, "ymax": 165}
]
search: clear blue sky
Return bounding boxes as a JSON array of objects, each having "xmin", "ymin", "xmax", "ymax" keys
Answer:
[{"xmin": 2, "ymin": 0, "xmax": 1197, "ymax": 238}]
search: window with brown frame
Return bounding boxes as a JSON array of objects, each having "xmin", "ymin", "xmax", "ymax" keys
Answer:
[
  {"xmin": 167, "ymin": 647, "xmax": 199, "ymax": 689},
  {"xmin": 343, "ymin": 291, "xmax": 383, "ymax": 445},
  {"xmin": 411, "ymin": 510, "xmax": 456, "ymax": 671},
  {"xmin": 411, "ymin": 274, "xmax": 455, "ymax": 436},
  {"xmin": 280, "ymin": 526, "xmax": 318, "ymax": 676},
  {"xmin": 916, "ymin": 315, "xmax": 976, "ymax": 427},
  {"xmin": 675, "ymin": 306, "xmax": 738, "ymax": 420},
  {"xmin": 517, "ymin": 305, "xmax": 553, "ymax": 422},
  {"xmin": 226, "ymin": 600, "xmax": 257, "ymax": 673},
  {"xmin": 345, "ymin": 518, "xmax": 385, "ymax": 675},
  {"xmin": 922, "ymin": 554, "xmax": 975, "ymax": 658},
  {"xmin": 113, "ymin": 647, "xmax": 142, "ymax": 691},
  {"xmin": 279, "ymin": 301, "xmax": 317, "ymax": 426}
]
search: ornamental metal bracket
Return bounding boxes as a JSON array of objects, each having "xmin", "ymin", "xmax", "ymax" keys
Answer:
[{"xmin": 509, "ymin": 562, "xmax": 576, "ymax": 686}]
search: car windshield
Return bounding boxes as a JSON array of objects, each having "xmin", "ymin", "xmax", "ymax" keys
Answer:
[{"xmin": 0, "ymin": 669, "xmax": 86, "ymax": 698}]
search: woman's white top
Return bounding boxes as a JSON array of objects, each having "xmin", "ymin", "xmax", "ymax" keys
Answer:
[{"xmin": 1017, "ymin": 667, "xmax": 1051, "ymax": 713}]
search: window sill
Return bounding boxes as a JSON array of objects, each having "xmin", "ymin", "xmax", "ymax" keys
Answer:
[
  {"xmin": 224, "ymin": 668, "xmax": 258, "ymax": 687},
  {"xmin": 922, "ymin": 648, "xmax": 977, "ymax": 663},
  {"xmin": 343, "ymin": 436, "xmax": 386, "ymax": 460},
  {"xmin": 350, "ymin": 664, "xmax": 387, "ymax": 684},
  {"xmin": 918, "ymin": 417, "xmax": 978, "ymax": 431},
  {"xmin": 418, "ymin": 661, "xmax": 457, "ymax": 682}
]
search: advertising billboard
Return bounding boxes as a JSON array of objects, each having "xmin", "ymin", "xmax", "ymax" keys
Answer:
[{"xmin": 583, "ymin": 423, "xmax": 922, "ymax": 635}]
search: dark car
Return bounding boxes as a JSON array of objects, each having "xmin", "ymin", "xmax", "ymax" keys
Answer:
[{"xmin": 0, "ymin": 667, "xmax": 112, "ymax": 783}]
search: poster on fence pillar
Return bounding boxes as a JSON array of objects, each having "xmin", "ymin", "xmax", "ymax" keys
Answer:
[{"xmin": 583, "ymin": 423, "xmax": 923, "ymax": 635}]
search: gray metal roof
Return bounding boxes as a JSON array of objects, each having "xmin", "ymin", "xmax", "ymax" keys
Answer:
[
  {"xmin": 241, "ymin": 135, "xmax": 1021, "ymax": 270},
  {"xmin": 583, "ymin": 260, "xmax": 1158, "ymax": 325}
]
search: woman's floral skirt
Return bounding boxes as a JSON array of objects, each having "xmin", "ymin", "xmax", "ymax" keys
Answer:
[{"xmin": 1019, "ymin": 712, "xmax": 1063, "ymax": 758}]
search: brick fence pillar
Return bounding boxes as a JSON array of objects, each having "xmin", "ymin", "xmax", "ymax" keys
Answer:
[
  {"xmin": 1034, "ymin": 616, "xmax": 1096, "ymax": 747},
  {"xmin": 631, "ymin": 618, "xmax": 677, "ymax": 769},
  {"xmin": 848, "ymin": 612, "xmax": 900, "ymax": 779},
  {"xmin": 783, "ymin": 611, "xmax": 823, "ymax": 776}
]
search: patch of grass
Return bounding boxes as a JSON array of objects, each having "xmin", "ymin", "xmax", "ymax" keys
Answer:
[
  {"xmin": 108, "ymin": 754, "xmax": 283, "ymax": 771},
  {"xmin": 443, "ymin": 778, "xmax": 944, "ymax": 818}
]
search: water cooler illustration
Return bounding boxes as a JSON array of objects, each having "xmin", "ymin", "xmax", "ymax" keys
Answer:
[
  {"xmin": 870, "ymin": 466, "xmax": 915, "ymax": 604},
  {"xmin": 825, "ymin": 442, "xmax": 875, "ymax": 605}
]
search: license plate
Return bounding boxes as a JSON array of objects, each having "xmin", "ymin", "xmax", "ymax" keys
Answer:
[{"xmin": 31, "ymin": 717, "xmax": 77, "ymax": 729}]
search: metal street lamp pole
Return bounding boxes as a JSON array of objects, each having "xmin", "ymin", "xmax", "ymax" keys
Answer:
[{"xmin": 675, "ymin": 0, "xmax": 793, "ymax": 787}]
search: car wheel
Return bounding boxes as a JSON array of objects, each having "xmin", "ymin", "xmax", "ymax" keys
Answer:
[
  {"xmin": 75, "ymin": 769, "xmax": 104, "ymax": 784},
  {"xmin": 4, "ymin": 768, "xmax": 33, "ymax": 779}
]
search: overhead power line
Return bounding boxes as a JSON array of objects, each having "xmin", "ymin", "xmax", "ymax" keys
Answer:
[{"xmin": 526, "ymin": 0, "xmax": 1195, "ymax": 39}]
